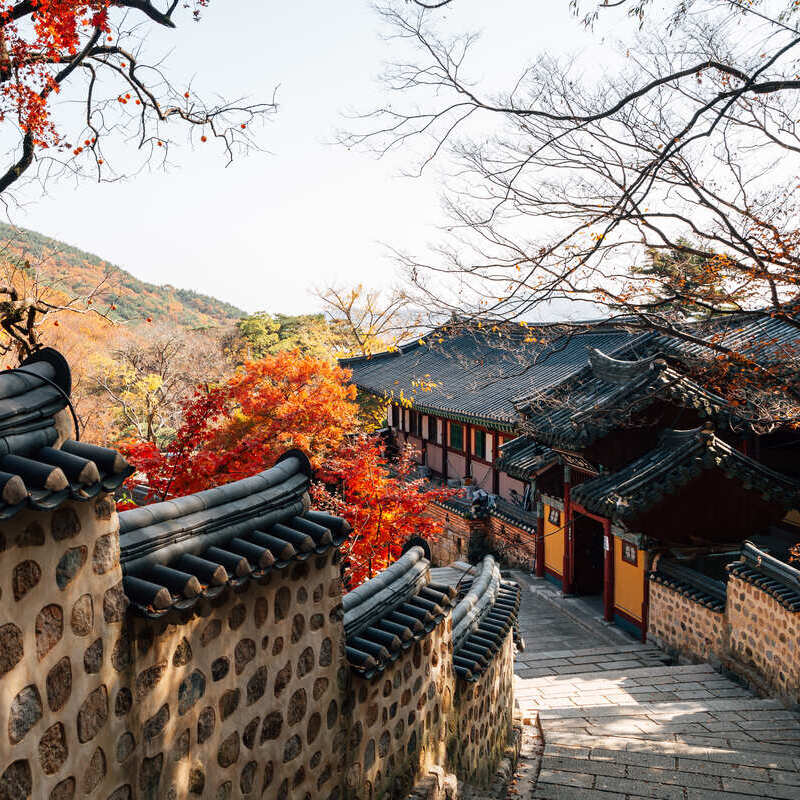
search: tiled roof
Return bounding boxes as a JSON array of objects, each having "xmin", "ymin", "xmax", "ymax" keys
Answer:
[
  {"xmin": 521, "ymin": 349, "xmax": 740, "ymax": 450},
  {"xmin": 118, "ymin": 451, "xmax": 350, "ymax": 618},
  {"xmin": 727, "ymin": 542, "xmax": 800, "ymax": 612},
  {"xmin": 650, "ymin": 556, "xmax": 727, "ymax": 612},
  {"xmin": 450, "ymin": 555, "xmax": 521, "ymax": 682},
  {"xmin": 0, "ymin": 348, "xmax": 132, "ymax": 517},
  {"xmin": 495, "ymin": 436, "xmax": 557, "ymax": 481},
  {"xmin": 342, "ymin": 546, "xmax": 454, "ymax": 678},
  {"xmin": 341, "ymin": 327, "xmax": 640, "ymax": 429},
  {"xmin": 571, "ymin": 427, "xmax": 800, "ymax": 522}
]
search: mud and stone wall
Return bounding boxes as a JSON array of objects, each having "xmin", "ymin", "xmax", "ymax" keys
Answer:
[
  {"xmin": 486, "ymin": 518, "xmax": 536, "ymax": 573},
  {"xmin": 647, "ymin": 580, "xmax": 727, "ymax": 663},
  {"xmin": 450, "ymin": 634, "xmax": 515, "ymax": 787},
  {"xmin": 341, "ymin": 620, "xmax": 453, "ymax": 800},
  {"xmin": 726, "ymin": 573, "xmax": 800, "ymax": 703},
  {"xmin": 648, "ymin": 573, "xmax": 800, "ymax": 703},
  {"xmin": 118, "ymin": 551, "xmax": 346, "ymax": 800},
  {"xmin": 0, "ymin": 496, "xmax": 517, "ymax": 800},
  {"xmin": 0, "ymin": 495, "xmax": 127, "ymax": 800}
]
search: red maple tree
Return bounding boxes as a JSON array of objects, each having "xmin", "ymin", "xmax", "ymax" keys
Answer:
[
  {"xmin": 122, "ymin": 351, "xmax": 360, "ymax": 499},
  {"xmin": 122, "ymin": 351, "xmax": 454, "ymax": 587},
  {"xmin": 312, "ymin": 436, "xmax": 455, "ymax": 587}
]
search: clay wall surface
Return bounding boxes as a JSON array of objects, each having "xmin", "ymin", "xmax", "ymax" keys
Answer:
[
  {"xmin": 486, "ymin": 518, "xmax": 536, "ymax": 572},
  {"xmin": 648, "ymin": 573, "xmax": 800, "ymax": 703},
  {"xmin": 450, "ymin": 634, "xmax": 514, "ymax": 787},
  {"xmin": 647, "ymin": 580, "xmax": 726, "ymax": 663},
  {"xmin": 727, "ymin": 573, "xmax": 800, "ymax": 703},
  {"xmin": 0, "ymin": 496, "xmax": 127, "ymax": 800},
  {"xmin": 422, "ymin": 505, "xmax": 482, "ymax": 567},
  {"xmin": 0, "ymin": 498, "xmax": 518, "ymax": 800},
  {"xmin": 341, "ymin": 621, "xmax": 454, "ymax": 800},
  {"xmin": 119, "ymin": 551, "xmax": 345, "ymax": 800}
]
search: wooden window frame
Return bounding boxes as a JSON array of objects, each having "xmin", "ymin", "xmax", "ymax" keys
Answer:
[
  {"xmin": 548, "ymin": 507, "xmax": 561, "ymax": 526},
  {"xmin": 449, "ymin": 422, "xmax": 464, "ymax": 451},
  {"xmin": 473, "ymin": 429, "xmax": 487, "ymax": 461}
]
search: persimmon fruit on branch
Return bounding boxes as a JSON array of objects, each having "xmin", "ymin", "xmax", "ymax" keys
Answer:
[{"xmin": 0, "ymin": 0, "xmax": 275, "ymax": 196}]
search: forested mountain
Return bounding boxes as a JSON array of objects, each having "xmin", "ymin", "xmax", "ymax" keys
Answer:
[{"xmin": 0, "ymin": 222, "xmax": 244, "ymax": 327}]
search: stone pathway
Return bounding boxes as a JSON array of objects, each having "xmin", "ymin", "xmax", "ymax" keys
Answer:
[{"xmin": 508, "ymin": 571, "xmax": 800, "ymax": 800}]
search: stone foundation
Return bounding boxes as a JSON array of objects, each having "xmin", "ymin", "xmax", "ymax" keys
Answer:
[
  {"xmin": 486, "ymin": 518, "xmax": 535, "ymax": 573},
  {"xmin": 727, "ymin": 573, "xmax": 800, "ymax": 702}
]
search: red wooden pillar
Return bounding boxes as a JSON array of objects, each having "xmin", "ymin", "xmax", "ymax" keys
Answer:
[
  {"xmin": 535, "ymin": 498, "xmax": 545, "ymax": 578},
  {"xmin": 603, "ymin": 519, "xmax": 614, "ymax": 623},
  {"xmin": 442, "ymin": 420, "xmax": 449, "ymax": 483},
  {"xmin": 562, "ymin": 466, "xmax": 573, "ymax": 595},
  {"xmin": 491, "ymin": 432, "xmax": 500, "ymax": 495},
  {"xmin": 641, "ymin": 550, "xmax": 651, "ymax": 643},
  {"xmin": 464, "ymin": 423, "xmax": 472, "ymax": 480}
]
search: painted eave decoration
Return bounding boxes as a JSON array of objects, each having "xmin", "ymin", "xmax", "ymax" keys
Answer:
[{"xmin": 118, "ymin": 450, "xmax": 350, "ymax": 619}]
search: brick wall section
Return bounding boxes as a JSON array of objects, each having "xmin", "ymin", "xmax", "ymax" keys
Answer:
[
  {"xmin": 341, "ymin": 620, "xmax": 453, "ymax": 799},
  {"xmin": 451, "ymin": 633, "xmax": 515, "ymax": 787},
  {"xmin": 727, "ymin": 573, "xmax": 800, "ymax": 702},
  {"xmin": 486, "ymin": 518, "xmax": 536, "ymax": 573},
  {"xmin": 119, "ymin": 551, "xmax": 345, "ymax": 800},
  {"xmin": 0, "ymin": 496, "xmax": 126, "ymax": 800},
  {"xmin": 647, "ymin": 581, "xmax": 727, "ymax": 663},
  {"xmin": 423, "ymin": 505, "xmax": 484, "ymax": 567}
]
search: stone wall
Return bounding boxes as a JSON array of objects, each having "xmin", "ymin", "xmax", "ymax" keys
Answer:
[
  {"xmin": 0, "ymin": 496, "xmax": 518, "ymax": 800},
  {"xmin": 118, "ymin": 551, "xmax": 345, "ymax": 800},
  {"xmin": 0, "ymin": 495, "xmax": 126, "ymax": 800},
  {"xmin": 647, "ymin": 580, "xmax": 727, "ymax": 663},
  {"xmin": 449, "ymin": 634, "xmax": 514, "ymax": 787},
  {"xmin": 486, "ymin": 517, "xmax": 536, "ymax": 573},
  {"xmin": 341, "ymin": 620, "xmax": 453, "ymax": 799},
  {"xmin": 423, "ymin": 505, "xmax": 483, "ymax": 567},
  {"xmin": 726, "ymin": 573, "xmax": 800, "ymax": 703},
  {"xmin": 648, "ymin": 572, "xmax": 800, "ymax": 703}
]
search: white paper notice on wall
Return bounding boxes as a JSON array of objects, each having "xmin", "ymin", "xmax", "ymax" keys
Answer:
[{"xmin": 603, "ymin": 536, "xmax": 610, "ymax": 551}]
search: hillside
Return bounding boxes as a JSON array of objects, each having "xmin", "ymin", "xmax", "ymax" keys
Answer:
[{"xmin": 0, "ymin": 222, "xmax": 245, "ymax": 328}]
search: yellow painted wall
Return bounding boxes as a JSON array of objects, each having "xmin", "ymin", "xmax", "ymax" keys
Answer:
[
  {"xmin": 543, "ymin": 502, "xmax": 564, "ymax": 576},
  {"xmin": 613, "ymin": 537, "xmax": 645, "ymax": 622}
]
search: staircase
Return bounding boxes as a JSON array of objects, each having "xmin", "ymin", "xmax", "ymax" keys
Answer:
[{"xmin": 514, "ymin": 647, "xmax": 800, "ymax": 799}]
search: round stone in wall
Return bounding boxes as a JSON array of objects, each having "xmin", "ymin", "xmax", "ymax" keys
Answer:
[
  {"xmin": 228, "ymin": 603, "xmax": 246, "ymax": 630},
  {"xmin": 260, "ymin": 712, "xmax": 283, "ymax": 742},
  {"xmin": 0, "ymin": 623, "xmax": 24, "ymax": 677},
  {"xmin": 46, "ymin": 657, "xmax": 71, "ymax": 712},
  {"xmin": 83, "ymin": 638, "xmax": 103, "ymax": 674},
  {"xmin": 92, "ymin": 534, "xmax": 119, "ymax": 574},
  {"xmin": 287, "ymin": 689, "xmax": 307, "ymax": 726},
  {"xmin": 114, "ymin": 688, "xmax": 132, "ymax": 717},
  {"xmin": 234, "ymin": 638, "xmax": 255, "ymax": 675},
  {"xmin": 242, "ymin": 717, "xmax": 260, "ymax": 750},
  {"xmin": 297, "ymin": 647, "xmax": 315, "ymax": 678},
  {"xmin": 135, "ymin": 662, "xmax": 167, "ymax": 701},
  {"xmin": 103, "ymin": 582, "xmax": 128, "ymax": 623},
  {"xmin": 70, "ymin": 594, "xmax": 93, "ymax": 637},
  {"xmin": 51, "ymin": 507, "xmax": 81, "ymax": 541},
  {"xmin": 319, "ymin": 637, "xmax": 332, "ymax": 667},
  {"xmin": 81, "ymin": 747, "xmax": 106, "ymax": 795},
  {"xmin": 201, "ymin": 619, "xmax": 222, "ymax": 646},
  {"xmin": 49, "ymin": 776, "xmax": 75, "ymax": 800},
  {"xmin": 290, "ymin": 614, "xmax": 305, "ymax": 644},
  {"xmin": 143, "ymin": 704, "xmax": 170, "ymax": 741},
  {"xmin": 240, "ymin": 761, "xmax": 257, "ymax": 794},
  {"xmin": 274, "ymin": 587, "xmax": 290, "ymax": 621},
  {"xmin": 116, "ymin": 731, "xmax": 136, "ymax": 763},
  {"xmin": 211, "ymin": 657, "xmax": 229, "ymax": 682},
  {"xmin": 77, "ymin": 685, "xmax": 108, "ymax": 743},
  {"xmin": 178, "ymin": 670, "xmax": 206, "ymax": 715},
  {"xmin": 274, "ymin": 661, "xmax": 292, "ymax": 696},
  {"xmin": 107, "ymin": 786, "xmax": 133, "ymax": 800},
  {"xmin": 13, "ymin": 559, "xmax": 41, "ymax": 601},
  {"xmin": 283, "ymin": 734, "xmax": 301, "ymax": 763},
  {"xmin": 55, "ymin": 547, "xmax": 87, "ymax": 591},
  {"xmin": 39, "ymin": 722, "xmax": 68, "ymax": 774},
  {"xmin": 246, "ymin": 666, "xmax": 268, "ymax": 706},
  {"xmin": 0, "ymin": 760, "xmax": 31, "ymax": 799},
  {"xmin": 217, "ymin": 731, "xmax": 240, "ymax": 768},
  {"xmin": 172, "ymin": 638, "xmax": 192, "ymax": 667},
  {"xmin": 139, "ymin": 753, "xmax": 163, "ymax": 800},
  {"xmin": 16, "ymin": 522, "xmax": 44, "ymax": 548},
  {"xmin": 312, "ymin": 677, "xmax": 328, "ymax": 701},
  {"xmin": 9, "ymin": 685, "xmax": 43, "ymax": 744},
  {"xmin": 219, "ymin": 689, "xmax": 240, "ymax": 721},
  {"xmin": 197, "ymin": 707, "xmax": 215, "ymax": 744},
  {"xmin": 254, "ymin": 596, "xmax": 268, "ymax": 627}
]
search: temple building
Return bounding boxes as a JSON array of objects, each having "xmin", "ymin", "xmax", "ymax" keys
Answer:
[{"xmin": 344, "ymin": 315, "xmax": 800, "ymax": 641}]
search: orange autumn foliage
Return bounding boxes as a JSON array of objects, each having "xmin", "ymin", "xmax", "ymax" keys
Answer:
[
  {"xmin": 312, "ymin": 437, "xmax": 456, "ymax": 588},
  {"xmin": 122, "ymin": 351, "xmax": 360, "ymax": 499}
]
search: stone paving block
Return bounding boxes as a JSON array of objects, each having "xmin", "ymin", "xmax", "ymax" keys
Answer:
[
  {"xmin": 540, "ymin": 755, "xmax": 626, "ymax": 778},
  {"xmin": 675, "ymin": 757, "xmax": 771, "ymax": 781},
  {"xmin": 769, "ymin": 768, "xmax": 800, "ymax": 787},
  {"xmin": 722, "ymin": 777, "xmax": 800, "ymax": 798},
  {"xmin": 593, "ymin": 774, "xmax": 686, "ymax": 799},
  {"xmin": 537, "ymin": 768, "xmax": 594, "ymax": 788},
  {"xmin": 685, "ymin": 789, "xmax": 782, "ymax": 800},
  {"xmin": 624, "ymin": 763, "xmax": 722, "ymax": 790},
  {"xmin": 533, "ymin": 784, "xmax": 625, "ymax": 800}
]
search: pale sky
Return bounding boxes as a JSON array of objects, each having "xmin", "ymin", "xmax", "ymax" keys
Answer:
[{"xmin": 6, "ymin": 1, "xmax": 608, "ymax": 315}]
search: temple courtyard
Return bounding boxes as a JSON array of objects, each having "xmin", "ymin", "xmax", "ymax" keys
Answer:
[{"xmin": 508, "ymin": 571, "xmax": 800, "ymax": 800}]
